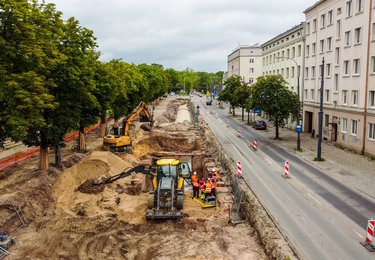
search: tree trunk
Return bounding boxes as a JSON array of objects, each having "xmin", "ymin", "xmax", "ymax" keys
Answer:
[
  {"xmin": 54, "ymin": 144, "xmax": 62, "ymax": 168},
  {"xmin": 39, "ymin": 132, "xmax": 49, "ymax": 171},
  {"xmin": 275, "ymin": 119, "xmax": 280, "ymax": 139},
  {"xmin": 232, "ymin": 105, "xmax": 235, "ymax": 116},
  {"xmin": 99, "ymin": 110, "xmax": 107, "ymax": 138},
  {"xmin": 241, "ymin": 107, "xmax": 244, "ymax": 121},
  {"xmin": 79, "ymin": 125, "xmax": 86, "ymax": 151},
  {"xmin": 228, "ymin": 105, "xmax": 231, "ymax": 114},
  {"xmin": 247, "ymin": 110, "xmax": 250, "ymax": 124},
  {"xmin": 113, "ymin": 119, "xmax": 119, "ymax": 135}
]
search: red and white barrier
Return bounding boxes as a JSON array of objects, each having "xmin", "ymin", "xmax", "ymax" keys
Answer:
[
  {"xmin": 237, "ymin": 161, "xmax": 242, "ymax": 175},
  {"xmin": 236, "ymin": 128, "xmax": 242, "ymax": 137},
  {"xmin": 253, "ymin": 139, "xmax": 257, "ymax": 151},
  {"xmin": 361, "ymin": 219, "xmax": 375, "ymax": 251},
  {"xmin": 283, "ymin": 161, "xmax": 290, "ymax": 178},
  {"xmin": 365, "ymin": 219, "xmax": 375, "ymax": 244}
]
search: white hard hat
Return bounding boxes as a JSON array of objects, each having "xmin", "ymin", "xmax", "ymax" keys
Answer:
[{"xmin": 193, "ymin": 171, "xmax": 197, "ymax": 175}]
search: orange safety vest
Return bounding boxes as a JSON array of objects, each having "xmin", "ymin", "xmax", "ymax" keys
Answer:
[
  {"xmin": 205, "ymin": 182, "xmax": 212, "ymax": 193},
  {"xmin": 199, "ymin": 181, "xmax": 205, "ymax": 190},
  {"xmin": 191, "ymin": 175, "xmax": 199, "ymax": 187},
  {"xmin": 211, "ymin": 178, "xmax": 217, "ymax": 188}
]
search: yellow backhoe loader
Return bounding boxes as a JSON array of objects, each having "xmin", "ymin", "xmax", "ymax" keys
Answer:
[{"xmin": 103, "ymin": 102, "xmax": 153, "ymax": 152}]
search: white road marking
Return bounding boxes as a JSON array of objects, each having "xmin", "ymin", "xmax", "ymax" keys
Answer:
[
  {"xmin": 265, "ymin": 158, "xmax": 272, "ymax": 165},
  {"xmin": 307, "ymin": 193, "xmax": 321, "ymax": 205},
  {"xmin": 352, "ymin": 229, "xmax": 364, "ymax": 239}
]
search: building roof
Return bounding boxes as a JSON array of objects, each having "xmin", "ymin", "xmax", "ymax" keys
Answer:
[
  {"xmin": 304, "ymin": 0, "xmax": 326, "ymax": 13},
  {"xmin": 261, "ymin": 23, "xmax": 304, "ymax": 48}
]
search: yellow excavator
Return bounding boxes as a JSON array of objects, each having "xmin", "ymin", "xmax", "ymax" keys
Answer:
[{"xmin": 103, "ymin": 102, "xmax": 154, "ymax": 152}]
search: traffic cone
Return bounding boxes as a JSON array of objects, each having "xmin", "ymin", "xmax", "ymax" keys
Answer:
[{"xmin": 253, "ymin": 139, "xmax": 257, "ymax": 151}]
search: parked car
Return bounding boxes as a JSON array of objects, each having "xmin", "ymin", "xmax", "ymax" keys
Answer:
[{"xmin": 252, "ymin": 120, "xmax": 267, "ymax": 130}]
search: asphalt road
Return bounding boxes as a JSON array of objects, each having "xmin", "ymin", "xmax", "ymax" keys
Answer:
[{"xmin": 192, "ymin": 95, "xmax": 374, "ymax": 260}]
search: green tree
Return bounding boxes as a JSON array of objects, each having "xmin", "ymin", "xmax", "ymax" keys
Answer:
[
  {"xmin": 234, "ymin": 82, "xmax": 251, "ymax": 121},
  {"xmin": 249, "ymin": 75, "xmax": 301, "ymax": 139},
  {"xmin": 219, "ymin": 75, "xmax": 242, "ymax": 115}
]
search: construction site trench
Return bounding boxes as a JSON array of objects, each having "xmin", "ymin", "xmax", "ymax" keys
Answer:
[{"xmin": 0, "ymin": 97, "xmax": 296, "ymax": 259}]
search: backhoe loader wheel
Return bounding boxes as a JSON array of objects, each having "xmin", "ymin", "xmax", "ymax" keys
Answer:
[
  {"xmin": 176, "ymin": 194, "xmax": 184, "ymax": 210},
  {"xmin": 148, "ymin": 193, "xmax": 155, "ymax": 209}
]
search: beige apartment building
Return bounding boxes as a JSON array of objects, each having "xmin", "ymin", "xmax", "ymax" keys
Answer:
[
  {"xmin": 304, "ymin": 0, "xmax": 375, "ymax": 156},
  {"xmin": 227, "ymin": 44, "xmax": 262, "ymax": 84},
  {"xmin": 261, "ymin": 23, "xmax": 305, "ymax": 94}
]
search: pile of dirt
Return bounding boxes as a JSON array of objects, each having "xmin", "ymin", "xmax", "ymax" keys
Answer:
[{"xmin": 76, "ymin": 179, "xmax": 105, "ymax": 194}]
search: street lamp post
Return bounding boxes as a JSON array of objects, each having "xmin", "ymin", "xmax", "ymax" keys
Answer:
[
  {"xmin": 276, "ymin": 56, "xmax": 302, "ymax": 151},
  {"xmin": 317, "ymin": 57, "xmax": 325, "ymax": 160}
]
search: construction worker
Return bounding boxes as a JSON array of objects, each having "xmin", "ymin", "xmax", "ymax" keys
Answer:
[
  {"xmin": 211, "ymin": 174, "xmax": 217, "ymax": 197},
  {"xmin": 191, "ymin": 172, "xmax": 199, "ymax": 198},
  {"xmin": 199, "ymin": 179, "xmax": 206, "ymax": 200},
  {"xmin": 205, "ymin": 178, "xmax": 212, "ymax": 199}
]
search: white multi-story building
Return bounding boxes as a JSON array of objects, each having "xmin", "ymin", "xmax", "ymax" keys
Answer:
[
  {"xmin": 261, "ymin": 23, "xmax": 305, "ymax": 95},
  {"xmin": 227, "ymin": 44, "xmax": 262, "ymax": 84},
  {"xmin": 304, "ymin": 0, "xmax": 375, "ymax": 156}
]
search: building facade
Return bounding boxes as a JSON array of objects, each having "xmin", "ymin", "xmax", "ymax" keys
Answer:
[
  {"xmin": 304, "ymin": 0, "xmax": 375, "ymax": 156},
  {"xmin": 227, "ymin": 44, "xmax": 262, "ymax": 84}
]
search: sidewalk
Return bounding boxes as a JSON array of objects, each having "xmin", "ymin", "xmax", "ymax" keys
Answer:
[{"xmin": 228, "ymin": 106, "xmax": 375, "ymax": 199}]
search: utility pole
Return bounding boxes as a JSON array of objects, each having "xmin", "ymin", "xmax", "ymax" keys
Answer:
[{"xmin": 317, "ymin": 57, "xmax": 325, "ymax": 160}]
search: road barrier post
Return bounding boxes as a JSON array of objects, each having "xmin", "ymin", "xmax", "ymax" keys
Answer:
[
  {"xmin": 236, "ymin": 128, "xmax": 241, "ymax": 137},
  {"xmin": 360, "ymin": 219, "xmax": 375, "ymax": 252},
  {"xmin": 253, "ymin": 139, "xmax": 257, "ymax": 151},
  {"xmin": 282, "ymin": 161, "xmax": 290, "ymax": 179},
  {"xmin": 237, "ymin": 161, "xmax": 242, "ymax": 175}
]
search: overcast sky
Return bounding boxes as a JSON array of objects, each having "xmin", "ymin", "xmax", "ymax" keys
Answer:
[{"xmin": 48, "ymin": 0, "xmax": 317, "ymax": 72}]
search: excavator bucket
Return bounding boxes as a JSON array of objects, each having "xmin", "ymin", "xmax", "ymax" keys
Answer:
[{"xmin": 145, "ymin": 210, "xmax": 183, "ymax": 220}]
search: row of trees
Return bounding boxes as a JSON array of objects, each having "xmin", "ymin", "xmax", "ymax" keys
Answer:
[
  {"xmin": 0, "ymin": 0, "xmax": 222, "ymax": 171},
  {"xmin": 219, "ymin": 75, "xmax": 301, "ymax": 139}
]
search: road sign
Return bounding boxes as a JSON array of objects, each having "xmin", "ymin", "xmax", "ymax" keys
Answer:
[
  {"xmin": 254, "ymin": 109, "xmax": 261, "ymax": 114},
  {"xmin": 296, "ymin": 125, "xmax": 302, "ymax": 133}
]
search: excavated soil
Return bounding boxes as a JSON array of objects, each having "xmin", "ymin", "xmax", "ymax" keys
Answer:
[{"xmin": 0, "ymin": 97, "xmax": 274, "ymax": 259}]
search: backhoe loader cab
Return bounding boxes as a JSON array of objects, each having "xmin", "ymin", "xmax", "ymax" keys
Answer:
[{"xmin": 146, "ymin": 159, "xmax": 191, "ymax": 220}]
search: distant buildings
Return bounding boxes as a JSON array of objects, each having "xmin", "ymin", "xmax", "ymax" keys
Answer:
[
  {"xmin": 224, "ymin": 0, "xmax": 375, "ymax": 156},
  {"xmin": 227, "ymin": 44, "xmax": 262, "ymax": 84}
]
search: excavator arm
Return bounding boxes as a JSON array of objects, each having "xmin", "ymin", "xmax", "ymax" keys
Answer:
[
  {"xmin": 95, "ymin": 164, "xmax": 151, "ymax": 185},
  {"xmin": 122, "ymin": 102, "xmax": 153, "ymax": 136}
]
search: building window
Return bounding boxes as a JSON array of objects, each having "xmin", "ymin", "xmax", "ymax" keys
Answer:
[
  {"xmin": 305, "ymin": 67, "xmax": 309, "ymax": 78},
  {"xmin": 337, "ymin": 20, "xmax": 341, "ymax": 39},
  {"xmin": 352, "ymin": 90, "xmax": 358, "ymax": 105},
  {"xmin": 345, "ymin": 31, "xmax": 351, "ymax": 46},
  {"xmin": 334, "ymin": 74, "xmax": 339, "ymax": 91},
  {"xmin": 342, "ymin": 90, "xmax": 348, "ymax": 104},
  {"xmin": 306, "ymin": 45, "xmax": 310, "ymax": 56},
  {"xmin": 372, "ymin": 23, "xmax": 375, "ymax": 41},
  {"xmin": 311, "ymin": 89, "xmax": 315, "ymax": 101},
  {"xmin": 326, "ymin": 63, "xmax": 331, "ymax": 77},
  {"xmin": 320, "ymin": 39, "xmax": 325, "ymax": 53},
  {"xmin": 286, "ymin": 68, "xmax": 289, "ymax": 78},
  {"xmin": 312, "ymin": 66, "xmax": 316, "ymax": 78},
  {"xmin": 249, "ymin": 68, "xmax": 254, "ymax": 73},
  {"xmin": 321, "ymin": 14, "xmax": 326, "ymax": 28},
  {"xmin": 337, "ymin": 7, "xmax": 342, "ymax": 14},
  {"xmin": 291, "ymin": 67, "xmax": 295, "ymax": 78},
  {"xmin": 249, "ymin": 78, "xmax": 254, "ymax": 84},
  {"xmin": 327, "ymin": 37, "xmax": 332, "ymax": 51},
  {"xmin": 307, "ymin": 22, "xmax": 311, "ymax": 34},
  {"xmin": 370, "ymin": 91, "xmax": 375, "ymax": 107},
  {"xmin": 325, "ymin": 114, "xmax": 330, "ymax": 127},
  {"xmin": 249, "ymin": 59, "xmax": 254, "ymax": 63},
  {"xmin": 341, "ymin": 118, "xmax": 348, "ymax": 133},
  {"xmin": 287, "ymin": 49, "xmax": 290, "ymax": 58},
  {"xmin": 354, "ymin": 27, "xmax": 362, "ymax": 44},
  {"xmin": 353, "ymin": 59, "xmax": 360, "ymax": 75},
  {"xmin": 304, "ymin": 89, "xmax": 308, "ymax": 100},
  {"xmin": 335, "ymin": 47, "xmax": 340, "ymax": 65},
  {"xmin": 344, "ymin": 60, "xmax": 350, "ymax": 75},
  {"xmin": 325, "ymin": 89, "xmax": 330, "ymax": 102},
  {"xmin": 292, "ymin": 47, "xmax": 295, "ymax": 58},
  {"xmin": 356, "ymin": 0, "xmax": 363, "ymax": 12},
  {"xmin": 319, "ymin": 64, "xmax": 323, "ymax": 78},
  {"xmin": 313, "ymin": 19, "xmax": 317, "ymax": 32},
  {"xmin": 328, "ymin": 10, "xmax": 333, "ymax": 25},
  {"xmin": 351, "ymin": 120, "xmax": 358, "ymax": 135},
  {"xmin": 312, "ymin": 43, "xmax": 316, "ymax": 55},
  {"xmin": 297, "ymin": 45, "xmax": 301, "ymax": 57},
  {"xmin": 346, "ymin": 1, "xmax": 352, "ymax": 17},
  {"xmin": 369, "ymin": 123, "xmax": 375, "ymax": 140}
]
